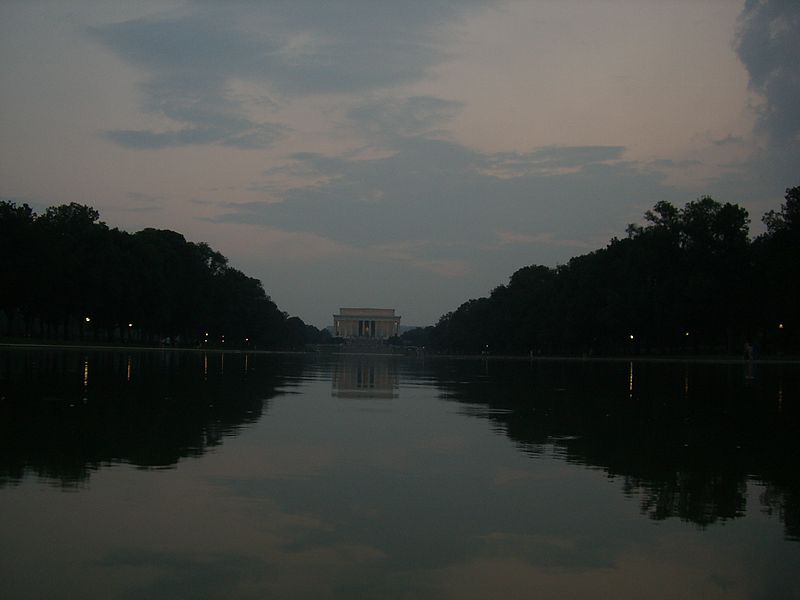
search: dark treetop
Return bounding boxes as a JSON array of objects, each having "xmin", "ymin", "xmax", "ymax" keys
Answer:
[
  {"xmin": 0, "ymin": 202, "xmax": 330, "ymax": 348},
  {"xmin": 405, "ymin": 186, "xmax": 799, "ymax": 357}
]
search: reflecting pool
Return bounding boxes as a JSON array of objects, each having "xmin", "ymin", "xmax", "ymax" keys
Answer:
[{"xmin": 1, "ymin": 348, "xmax": 798, "ymax": 599}]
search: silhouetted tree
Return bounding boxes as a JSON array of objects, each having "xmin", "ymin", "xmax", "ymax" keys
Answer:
[
  {"xmin": 0, "ymin": 201, "xmax": 38, "ymax": 335},
  {"xmin": 751, "ymin": 186, "xmax": 800, "ymax": 353},
  {"xmin": 400, "ymin": 326, "xmax": 434, "ymax": 348},
  {"xmin": 430, "ymin": 190, "xmax": 796, "ymax": 356},
  {"xmin": 0, "ymin": 201, "xmax": 303, "ymax": 348}
]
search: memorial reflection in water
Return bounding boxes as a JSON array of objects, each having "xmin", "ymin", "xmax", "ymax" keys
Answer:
[
  {"xmin": 0, "ymin": 348, "xmax": 798, "ymax": 599},
  {"xmin": 331, "ymin": 357, "xmax": 399, "ymax": 399}
]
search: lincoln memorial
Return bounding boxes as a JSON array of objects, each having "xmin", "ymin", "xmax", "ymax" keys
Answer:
[{"xmin": 333, "ymin": 308, "xmax": 401, "ymax": 340}]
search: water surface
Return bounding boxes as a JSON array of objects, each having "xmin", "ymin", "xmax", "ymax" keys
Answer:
[{"xmin": 1, "ymin": 348, "xmax": 798, "ymax": 599}]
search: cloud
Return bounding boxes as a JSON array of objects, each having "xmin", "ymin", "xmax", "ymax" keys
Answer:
[
  {"xmin": 347, "ymin": 96, "xmax": 464, "ymax": 139},
  {"xmin": 735, "ymin": 0, "xmax": 800, "ymax": 147},
  {"xmin": 106, "ymin": 121, "xmax": 285, "ymax": 150},
  {"xmin": 368, "ymin": 240, "xmax": 472, "ymax": 277},
  {"xmin": 89, "ymin": 2, "xmax": 492, "ymax": 149},
  {"xmin": 121, "ymin": 191, "xmax": 165, "ymax": 212},
  {"xmin": 187, "ymin": 0, "xmax": 492, "ymax": 95},
  {"xmin": 712, "ymin": 135, "xmax": 746, "ymax": 147},
  {"xmin": 648, "ymin": 159, "xmax": 703, "ymax": 169},
  {"xmin": 283, "ymin": 152, "xmax": 356, "ymax": 177},
  {"xmin": 483, "ymin": 146, "xmax": 626, "ymax": 177},
  {"xmin": 728, "ymin": 0, "xmax": 800, "ymax": 195},
  {"xmin": 496, "ymin": 231, "xmax": 594, "ymax": 249},
  {"xmin": 90, "ymin": 14, "xmax": 287, "ymax": 149},
  {"xmin": 213, "ymin": 137, "xmax": 677, "ymax": 270}
]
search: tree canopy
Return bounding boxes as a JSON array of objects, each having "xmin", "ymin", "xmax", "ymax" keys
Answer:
[
  {"xmin": 4, "ymin": 188, "xmax": 798, "ymax": 355},
  {"xmin": 0, "ymin": 202, "xmax": 323, "ymax": 347},
  {"xmin": 423, "ymin": 187, "xmax": 799, "ymax": 356}
]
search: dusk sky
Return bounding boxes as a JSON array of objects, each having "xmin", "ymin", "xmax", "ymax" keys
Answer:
[{"xmin": 2, "ymin": 0, "xmax": 798, "ymax": 327}]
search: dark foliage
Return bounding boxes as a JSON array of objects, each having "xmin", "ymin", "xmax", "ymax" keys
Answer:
[
  {"xmin": 430, "ymin": 188, "xmax": 799, "ymax": 356},
  {"xmin": 0, "ymin": 202, "xmax": 323, "ymax": 348}
]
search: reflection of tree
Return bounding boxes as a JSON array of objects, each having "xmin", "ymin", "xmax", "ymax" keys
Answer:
[
  {"xmin": 761, "ymin": 483, "xmax": 800, "ymax": 541},
  {"xmin": 628, "ymin": 472, "xmax": 746, "ymax": 527},
  {"xmin": 0, "ymin": 349, "xmax": 303, "ymax": 487},
  {"xmin": 426, "ymin": 359, "xmax": 800, "ymax": 538}
]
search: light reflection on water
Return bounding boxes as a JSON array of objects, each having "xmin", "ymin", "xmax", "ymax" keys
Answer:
[{"xmin": 0, "ymin": 348, "xmax": 798, "ymax": 599}]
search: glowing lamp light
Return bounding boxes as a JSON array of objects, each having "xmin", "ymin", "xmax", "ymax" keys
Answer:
[
  {"xmin": 629, "ymin": 334, "xmax": 634, "ymax": 340},
  {"xmin": 128, "ymin": 323, "xmax": 133, "ymax": 328},
  {"xmin": 85, "ymin": 316, "xmax": 91, "ymax": 323},
  {"xmin": 779, "ymin": 323, "xmax": 784, "ymax": 329}
]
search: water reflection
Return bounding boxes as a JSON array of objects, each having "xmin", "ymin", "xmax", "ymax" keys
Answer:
[
  {"xmin": 331, "ymin": 356, "xmax": 399, "ymax": 399},
  {"xmin": 1, "ymin": 350, "xmax": 799, "ymax": 598},
  {"xmin": 425, "ymin": 359, "xmax": 800, "ymax": 540},
  {"xmin": 628, "ymin": 361, "xmax": 633, "ymax": 398},
  {"xmin": 0, "ymin": 348, "xmax": 300, "ymax": 487},
  {"xmin": 82, "ymin": 355, "xmax": 89, "ymax": 391},
  {"xmin": 2, "ymin": 351, "xmax": 798, "ymax": 540}
]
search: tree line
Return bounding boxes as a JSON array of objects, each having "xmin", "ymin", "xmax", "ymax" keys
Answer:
[
  {"xmin": 3, "ymin": 188, "xmax": 797, "ymax": 355},
  {"xmin": 403, "ymin": 186, "xmax": 799, "ymax": 356},
  {"xmin": 0, "ymin": 202, "xmax": 329, "ymax": 348}
]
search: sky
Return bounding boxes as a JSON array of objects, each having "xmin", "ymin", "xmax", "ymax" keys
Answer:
[{"xmin": 1, "ymin": 0, "xmax": 798, "ymax": 328}]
